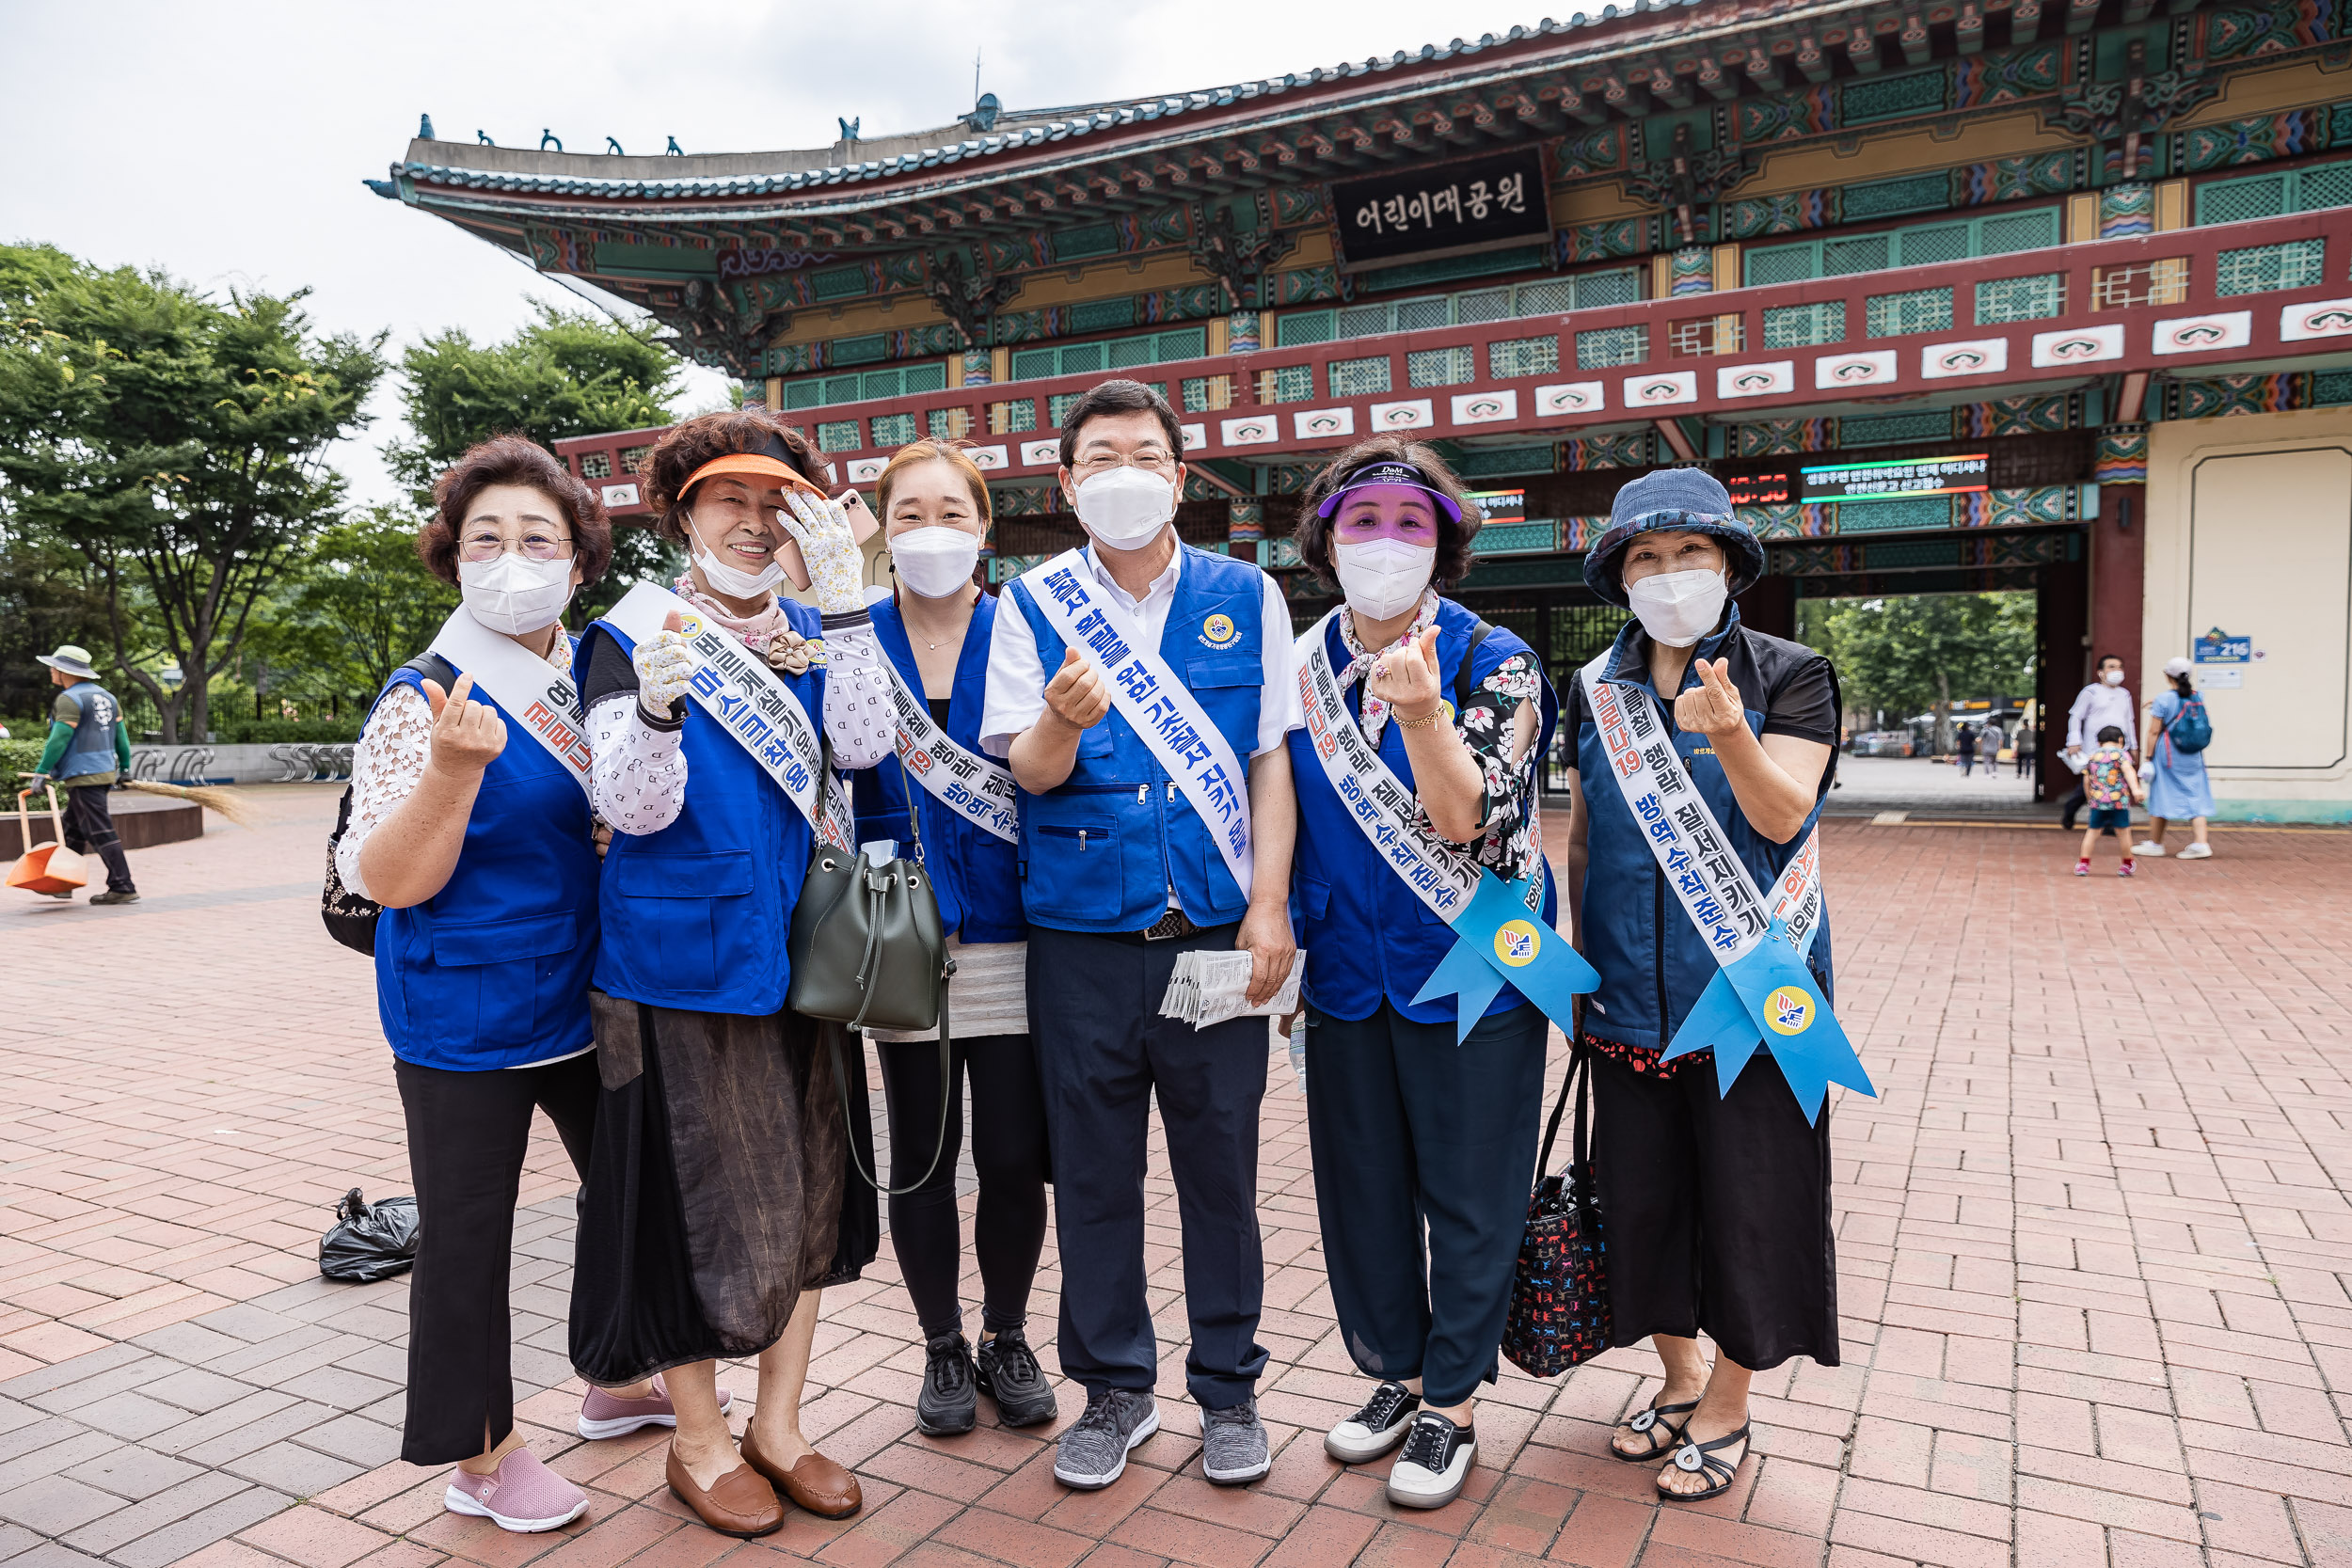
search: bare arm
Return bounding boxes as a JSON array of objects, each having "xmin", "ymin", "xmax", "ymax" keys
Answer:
[
  {"xmin": 1237, "ymin": 745, "xmax": 1298, "ymax": 1006},
  {"xmin": 1564, "ymin": 771, "xmax": 1589, "ymax": 947},
  {"xmin": 1676, "ymin": 658, "xmax": 1830, "ymax": 845},
  {"xmin": 356, "ymin": 675, "xmax": 508, "ymax": 910}
]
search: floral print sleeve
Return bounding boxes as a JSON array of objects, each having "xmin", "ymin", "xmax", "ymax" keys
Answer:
[{"xmin": 1451, "ymin": 649, "xmax": 1546, "ymax": 883}]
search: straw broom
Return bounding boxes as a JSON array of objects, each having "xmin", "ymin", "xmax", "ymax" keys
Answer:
[{"xmin": 119, "ymin": 778, "xmax": 262, "ymax": 828}]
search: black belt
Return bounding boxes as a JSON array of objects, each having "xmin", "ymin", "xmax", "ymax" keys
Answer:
[{"xmin": 1142, "ymin": 907, "xmax": 1200, "ymax": 942}]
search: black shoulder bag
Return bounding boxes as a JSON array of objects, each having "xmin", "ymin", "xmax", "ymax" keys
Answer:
[
  {"xmin": 1501, "ymin": 1047, "xmax": 1613, "ymax": 1377},
  {"xmin": 322, "ymin": 652, "xmax": 454, "ymax": 955}
]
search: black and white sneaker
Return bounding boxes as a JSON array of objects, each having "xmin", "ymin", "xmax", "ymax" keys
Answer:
[
  {"xmin": 1386, "ymin": 1412, "xmax": 1475, "ymax": 1509},
  {"xmin": 1325, "ymin": 1380, "xmax": 1422, "ymax": 1463},
  {"xmin": 916, "ymin": 1331, "xmax": 977, "ymax": 1435},
  {"xmin": 976, "ymin": 1327, "xmax": 1058, "ymax": 1428}
]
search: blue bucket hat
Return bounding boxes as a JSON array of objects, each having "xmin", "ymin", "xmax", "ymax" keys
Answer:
[{"xmin": 1581, "ymin": 467, "xmax": 1765, "ymax": 607}]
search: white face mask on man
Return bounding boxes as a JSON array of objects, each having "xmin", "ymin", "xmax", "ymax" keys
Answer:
[
  {"xmin": 2102, "ymin": 668, "xmax": 2125, "ymax": 686},
  {"xmin": 1625, "ymin": 566, "xmax": 1728, "ymax": 648},
  {"xmin": 459, "ymin": 552, "xmax": 576, "ymax": 637},
  {"xmin": 1073, "ymin": 466, "xmax": 1176, "ymax": 549},
  {"xmin": 1333, "ymin": 537, "xmax": 1437, "ymax": 623},
  {"xmin": 890, "ymin": 526, "xmax": 981, "ymax": 599},
  {"xmin": 689, "ymin": 512, "xmax": 787, "ymax": 598}
]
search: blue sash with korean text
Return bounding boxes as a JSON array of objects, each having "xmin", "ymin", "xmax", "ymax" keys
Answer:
[
  {"xmin": 1297, "ymin": 614, "xmax": 1596, "ymax": 1039},
  {"xmin": 1021, "ymin": 548, "xmax": 1254, "ymax": 898},
  {"xmin": 1578, "ymin": 656, "xmax": 1872, "ymax": 1123},
  {"xmin": 604, "ymin": 581, "xmax": 854, "ymax": 850}
]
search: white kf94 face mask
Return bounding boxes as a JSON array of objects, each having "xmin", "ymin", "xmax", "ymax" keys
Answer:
[
  {"xmin": 688, "ymin": 513, "xmax": 787, "ymax": 598},
  {"xmin": 890, "ymin": 526, "xmax": 981, "ymax": 599},
  {"xmin": 1073, "ymin": 466, "xmax": 1176, "ymax": 548},
  {"xmin": 1333, "ymin": 537, "xmax": 1437, "ymax": 624},
  {"xmin": 1625, "ymin": 565, "xmax": 1728, "ymax": 648},
  {"xmin": 459, "ymin": 553, "xmax": 576, "ymax": 637}
]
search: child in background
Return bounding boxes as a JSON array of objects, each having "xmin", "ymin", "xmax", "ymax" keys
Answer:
[{"xmin": 2076, "ymin": 723, "xmax": 2144, "ymax": 877}]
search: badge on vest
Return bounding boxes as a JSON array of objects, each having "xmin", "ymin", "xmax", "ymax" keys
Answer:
[{"xmin": 1200, "ymin": 611, "xmax": 1239, "ymax": 648}]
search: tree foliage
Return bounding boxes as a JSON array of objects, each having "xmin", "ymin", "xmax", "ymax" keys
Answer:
[
  {"xmin": 0, "ymin": 244, "xmax": 385, "ymax": 742},
  {"xmin": 246, "ymin": 504, "xmax": 459, "ymax": 700},
  {"xmin": 387, "ymin": 302, "xmax": 685, "ymax": 613},
  {"xmin": 1798, "ymin": 592, "xmax": 2035, "ymax": 750}
]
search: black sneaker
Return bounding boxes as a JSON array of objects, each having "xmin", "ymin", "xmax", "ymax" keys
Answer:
[
  {"xmin": 1325, "ymin": 1379, "xmax": 1421, "ymax": 1463},
  {"xmin": 976, "ymin": 1327, "xmax": 1057, "ymax": 1428},
  {"xmin": 1387, "ymin": 1412, "xmax": 1475, "ymax": 1509},
  {"xmin": 87, "ymin": 890, "xmax": 139, "ymax": 906},
  {"xmin": 916, "ymin": 1331, "xmax": 977, "ymax": 1436}
]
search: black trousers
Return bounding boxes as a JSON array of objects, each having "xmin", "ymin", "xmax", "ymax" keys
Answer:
[
  {"xmin": 1304, "ymin": 1002, "xmax": 1548, "ymax": 1406},
  {"xmin": 1589, "ymin": 1050, "xmax": 1839, "ymax": 1372},
  {"xmin": 876, "ymin": 1034, "xmax": 1050, "ymax": 1339},
  {"xmin": 392, "ymin": 1051, "xmax": 599, "ymax": 1465},
  {"xmin": 1027, "ymin": 922, "xmax": 1269, "ymax": 1408},
  {"xmin": 61, "ymin": 784, "xmax": 134, "ymax": 894}
]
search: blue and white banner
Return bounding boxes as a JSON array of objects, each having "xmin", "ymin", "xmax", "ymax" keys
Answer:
[
  {"xmin": 1579, "ymin": 656, "xmax": 1871, "ymax": 1122},
  {"xmin": 1297, "ymin": 614, "xmax": 1595, "ymax": 1039},
  {"xmin": 604, "ymin": 581, "xmax": 854, "ymax": 850},
  {"xmin": 877, "ymin": 657, "xmax": 1019, "ymax": 844},
  {"xmin": 1022, "ymin": 549, "xmax": 1254, "ymax": 899}
]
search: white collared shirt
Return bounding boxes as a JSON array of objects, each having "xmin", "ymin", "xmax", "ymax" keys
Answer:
[
  {"xmin": 2066, "ymin": 679, "xmax": 2137, "ymax": 753},
  {"xmin": 978, "ymin": 539, "xmax": 1293, "ymax": 759}
]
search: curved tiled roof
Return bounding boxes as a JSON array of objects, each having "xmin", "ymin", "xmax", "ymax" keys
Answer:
[{"xmin": 374, "ymin": 3, "xmax": 1698, "ymax": 202}]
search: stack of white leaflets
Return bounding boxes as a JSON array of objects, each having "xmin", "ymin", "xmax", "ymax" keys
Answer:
[{"xmin": 1158, "ymin": 949, "xmax": 1305, "ymax": 1030}]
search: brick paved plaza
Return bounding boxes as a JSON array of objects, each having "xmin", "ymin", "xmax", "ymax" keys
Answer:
[{"xmin": 3, "ymin": 788, "xmax": 2349, "ymax": 1568}]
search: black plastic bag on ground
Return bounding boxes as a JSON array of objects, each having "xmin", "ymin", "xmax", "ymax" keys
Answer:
[{"xmin": 319, "ymin": 1187, "xmax": 421, "ymax": 1282}]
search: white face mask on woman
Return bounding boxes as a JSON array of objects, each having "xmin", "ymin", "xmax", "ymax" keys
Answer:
[
  {"xmin": 689, "ymin": 512, "xmax": 787, "ymax": 598},
  {"xmin": 1073, "ymin": 466, "xmax": 1176, "ymax": 549},
  {"xmin": 459, "ymin": 552, "xmax": 576, "ymax": 637},
  {"xmin": 890, "ymin": 526, "xmax": 981, "ymax": 599},
  {"xmin": 1625, "ymin": 566, "xmax": 1728, "ymax": 648},
  {"xmin": 1333, "ymin": 537, "xmax": 1437, "ymax": 623}
]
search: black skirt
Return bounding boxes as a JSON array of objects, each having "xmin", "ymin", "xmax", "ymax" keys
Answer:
[
  {"xmin": 1588, "ymin": 1046, "xmax": 1841, "ymax": 1372},
  {"xmin": 569, "ymin": 992, "xmax": 851, "ymax": 1386}
]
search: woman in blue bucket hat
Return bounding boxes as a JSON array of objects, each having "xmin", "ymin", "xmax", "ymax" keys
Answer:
[{"xmin": 1560, "ymin": 467, "xmax": 1848, "ymax": 1502}]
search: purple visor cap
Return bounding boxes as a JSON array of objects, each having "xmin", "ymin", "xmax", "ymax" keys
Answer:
[{"xmin": 1313, "ymin": 460, "xmax": 1464, "ymax": 523}]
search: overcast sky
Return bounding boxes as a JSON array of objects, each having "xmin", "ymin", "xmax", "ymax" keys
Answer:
[{"xmin": 2, "ymin": 0, "xmax": 1513, "ymax": 505}]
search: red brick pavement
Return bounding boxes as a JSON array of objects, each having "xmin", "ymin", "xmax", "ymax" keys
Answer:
[{"xmin": 2, "ymin": 793, "xmax": 2348, "ymax": 1567}]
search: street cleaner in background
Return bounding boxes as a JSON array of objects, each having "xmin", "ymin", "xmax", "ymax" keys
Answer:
[
  {"xmin": 1560, "ymin": 469, "xmax": 1872, "ymax": 1504},
  {"xmin": 26, "ymin": 643, "xmax": 138, "ymax": 905}
]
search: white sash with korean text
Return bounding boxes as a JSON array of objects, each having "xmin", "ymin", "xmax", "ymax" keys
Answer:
[
  {"xmin": 603, "ymin": 581, "xmax": 853, "ymax": 849},
  {"xmin": 1019, "ymin": 549, "xmax": 1254, "ymax": 900},
  {"xmin": 878, "ymin": 658, "xmax": 1018, "ymax": 844},
  {"xmin": 1577, "ymin": 655, "xmax": 1821, "ymax": 964},
  {"xmin": 1294, "ymin": 612, "xmax": 1540, "ymax": 924},
  {"xmin": 427, "ymin": 607, "xmax": 592, "ymax": 799}
]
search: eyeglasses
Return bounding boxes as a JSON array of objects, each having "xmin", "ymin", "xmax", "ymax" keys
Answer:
[
  {"xmin": 1072, "ymin": 450, "xmax": 1178, "ymax": 478},
  {"xmin": 460, "ymin": 527, "xmax": 574, "ymax": 562}
]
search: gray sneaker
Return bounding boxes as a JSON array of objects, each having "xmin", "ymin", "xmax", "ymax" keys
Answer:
[
  {"xmin": 1199, "ymin": 1398, "xmax": 1271, "ymax": 1485},
  {"xmin": 1054, "ymin": 1387, "xmax": 1159, "ymax": 1490}
]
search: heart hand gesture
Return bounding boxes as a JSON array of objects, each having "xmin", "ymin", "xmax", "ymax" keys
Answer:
[
  {"xmin": 1365, "ymin": 626, "xmax": 1443, "ymax": 723},
  {"xmin": 1042, "ymin": 648, "xmax": 1112, "ymax": 731},
  {"xmin": 422, "ymin": 673, "xmax": 507, "ymax": 778},
  {"xmin": 1672, "ymin": 657, "xmax": 1748, "ymax": 738}
]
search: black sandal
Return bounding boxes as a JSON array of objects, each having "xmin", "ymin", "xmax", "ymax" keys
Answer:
[
  {"xmin": 1657, "ymin": 1422, "xmax": 1751, "ymax": 1501},
  {"xmin": 1609, "ymin": 1398, "xmax": 1698, "ymax": 1463}
]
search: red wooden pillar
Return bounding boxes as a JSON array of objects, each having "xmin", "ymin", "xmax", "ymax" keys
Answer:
[{"xmin": 2089, "ymin": 482, "xmax": 2146, "ymax": 701}]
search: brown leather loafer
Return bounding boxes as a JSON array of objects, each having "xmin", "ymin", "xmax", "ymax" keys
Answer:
[
  {"xmin": 739, "ymin": 1426, "xmax": 863, "ymax": 1519},
  {"xmin": 664, "ymin": 1446, "xmax": 785, "ymax": 1538}
]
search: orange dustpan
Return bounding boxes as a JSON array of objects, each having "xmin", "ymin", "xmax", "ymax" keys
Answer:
[{"xmin": 8, "ymin": 785, "xmax": 88, "ymax": 895}]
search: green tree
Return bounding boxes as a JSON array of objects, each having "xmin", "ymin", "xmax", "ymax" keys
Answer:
[
  {"xmin": 0, "ymin": 245, "xmax": 386, "ymax": 742},
  {"xmin": 389, "ymin": 303, "xmax": 684, "ymax": 613},
  {"xmin": 1801, "ymin": 592, "xmax": 2035, "ymax": 751},
  {"xmin": 248, "ymin": 504, "xmax": 458, "ymax": 700}
]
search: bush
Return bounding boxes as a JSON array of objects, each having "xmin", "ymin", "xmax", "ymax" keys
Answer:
[
  {"xmin": 0, "ymin": 737, "xmax": 46, "ymax": 783},
  {"xmin": 214, "ymin": 718, "xmax": 362, "ymax": 745}
]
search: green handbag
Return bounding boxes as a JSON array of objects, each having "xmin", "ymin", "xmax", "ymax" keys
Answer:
[{"xmin": 787, "ymin": 749, "xmax": 956, "ymax": 1195}]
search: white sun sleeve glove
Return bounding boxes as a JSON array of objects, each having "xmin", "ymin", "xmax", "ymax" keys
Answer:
[
  {"xmin": 633, "ymin": 628, "xmax": 697, "ymax": 721},
  {"xmin": 778, "ymin": 489, "xmax": 868, "ymax": 618}
]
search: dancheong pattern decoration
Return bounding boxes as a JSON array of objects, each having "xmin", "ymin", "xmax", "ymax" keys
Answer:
[
  {"xmin": 1670, "ymin": 247, "xmax": 1713, "ymax": 296},
  {"xmin": 1271, "ymin": 266, "xmax": 1345, "ymax": 306},
  {"xmin": 1730, "ymin": 396, "xmax": 2079, "ymax": 456},
  {"xmin": 1562, "ymin": 430, "xmax": 1657, "ymax": 469},
  {"xmin": 2177, "ymin": 108, "xmax": 2341, "ymax": 170},
  {"xmin": 1554, "ymin": 125, "xmax": 1629, "ymax": 178},
  {"xmin": 2186, "ymin": 0, "xmax": 2342, "ymax": 62},
  {"xmin": 1734, "ymin": 419, "xmax": 1836, "ymax": 457},
  {"xmin": 2100, "ymin": 182, "xmax": 2155, "ymax": 237},
  {"xmin": 1724, "ymin": 191, "xmax": 1833, "ymax": 240},
  {"xmin": 2096, "ymin": 424, "xmax": 2150, "ymax": 483},
  {"xmin": 1558, "ymin": 218, "xmax": 1654, "ymax": 264},
  {"xmin": 2161, "ymin": 370, "xmax": 2352, "ymax": 420}
]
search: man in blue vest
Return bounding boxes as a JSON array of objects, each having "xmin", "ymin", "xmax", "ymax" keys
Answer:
[
  {"xmin": 982, "ymin": 379, "xmax": 1296, "ymax": 1492},
  {"xmin": 26, "ymin": 644, "xmax": 139, "ymax": 904}
]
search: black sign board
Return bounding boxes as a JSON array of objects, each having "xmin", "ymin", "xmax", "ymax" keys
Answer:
[
  {"xmin": 1328, "ymin": 145, "xmax": 1552, "ymax": 271},
  {"xmin": 1726, "ymin": 470, "xmax": 1795, "ymax": 507},
  {"xmin": 1799, "ymin": 452, "xmax": 1990, "ymax": 503}
]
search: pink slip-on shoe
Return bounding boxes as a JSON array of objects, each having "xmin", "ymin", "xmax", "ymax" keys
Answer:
[
  {"xmin": 444, "ymin": 1446, "xmax": 588, "ymax": 1532},
  {"xmin": 578, "ymin": 1373, "xmax": 733, "ymax": 1439}
]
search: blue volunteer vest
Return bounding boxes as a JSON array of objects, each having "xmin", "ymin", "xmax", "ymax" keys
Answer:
[
  {"xmin": 372, "ymin": 643, "xmax": 600, "ymax": 1070},
  {"xmin": 1007, "ymin": 546, "xmax": 1268, "ymax": 934},
  {"xmin": 853, "ymin": 594, "xmax": 1025, "ymax": 944},
  {"xmin": 1287, "ymin": 598, "xmax": 1560, "ymax": 1025},
  {"xmin": 1573, "ymin": 608, "xmax": 1835, "ymax": 1051},
  {"xmin": 579, "ymin": 602, "xmax": 827, "ymax": 1017},
  {"xmin": 56, "ymin": 682, "xmax": 123, "ymax": 781}
]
